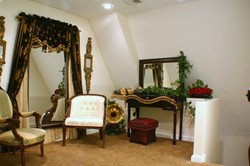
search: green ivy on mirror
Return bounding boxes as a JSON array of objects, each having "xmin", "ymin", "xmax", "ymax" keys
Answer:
[{"xmin": 134, "ymin": 51, "xmax": 193, "ymax": 100}]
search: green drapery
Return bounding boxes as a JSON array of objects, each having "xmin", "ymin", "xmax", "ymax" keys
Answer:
[{"xmin": 7, "ymin": 12, "xmax": 83, "ymax": 113}]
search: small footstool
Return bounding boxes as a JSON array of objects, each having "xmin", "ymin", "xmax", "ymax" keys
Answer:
[{"xmin": 128, "ymin": 118, "xmax": 158, "ymax": 145}]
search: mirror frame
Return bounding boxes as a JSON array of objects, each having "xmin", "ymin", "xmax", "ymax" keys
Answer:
[
  {"xmin": 0, "ymin": 16, "xmax": 6, "ymax": 65},
  {"xmin": 0, "ymin": 40, "xmax": 6, "ymax": 64},
  {"xmin": 139, "ymin": 57, "xmax": 179, "ymax": 88}
]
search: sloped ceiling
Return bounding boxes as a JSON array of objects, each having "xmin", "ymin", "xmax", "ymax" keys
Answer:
[
  {"xmin": 26, "ymin": 0, "xmax": 202, "ymax": 89},
  {"xmin": 29, "ymin": 0, "xmax": 201, "ymax": 18}
]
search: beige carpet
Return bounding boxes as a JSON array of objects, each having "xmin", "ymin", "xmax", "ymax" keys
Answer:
[{"xmin": 0, "ymin": 133, "xmax": 222, "ymax": 166}]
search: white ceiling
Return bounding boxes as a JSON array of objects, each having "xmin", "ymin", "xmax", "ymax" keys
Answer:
[{"xmin": 29, "ymin": 0, "xmax": 201, "ymax": 18}]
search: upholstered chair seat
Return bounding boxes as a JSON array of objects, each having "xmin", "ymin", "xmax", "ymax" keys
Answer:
[
  {"xmin": 62, "ymin": 94, "xmax": 107, "ymax": 148},
  {"xmin": 0, "ymin": 127, "xmax": 45, "ymax": 146}
]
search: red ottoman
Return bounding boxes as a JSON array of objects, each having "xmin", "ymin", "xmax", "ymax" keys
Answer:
[{"xmin": 128, "ymin": 118, "xmax": 158, "ymax": 145}]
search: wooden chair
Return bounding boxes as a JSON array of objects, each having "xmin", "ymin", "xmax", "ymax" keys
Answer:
[
  {"xmin": 41, "ymin": 96, "xmax": 65, "ymax": 127},
  {"xmin": 62, "ymin": 94, "xmax": 107, "ymax": 148},
  {"xmin": 0, "ymin": 87, "xmax": 46, "ymax": 166}
]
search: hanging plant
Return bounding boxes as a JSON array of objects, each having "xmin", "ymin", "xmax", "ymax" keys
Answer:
[{"xmin": 174, "ymin": 51, "xmax": 193, "ymax": 99}]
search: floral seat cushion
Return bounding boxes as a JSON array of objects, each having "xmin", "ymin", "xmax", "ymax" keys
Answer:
[{"xmin": 0, "ymin": 128, "xmax": 45, "ymax": 146}]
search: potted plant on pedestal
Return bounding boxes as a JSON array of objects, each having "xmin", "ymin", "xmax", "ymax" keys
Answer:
[{"xmin": 188, "ymin": 79, "xmax": 213, "ymax": 99}]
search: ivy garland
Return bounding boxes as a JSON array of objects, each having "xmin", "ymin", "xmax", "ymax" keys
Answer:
[{"xmin": 134, "ymin": 51, "xmax": 193, "ymax": 100}]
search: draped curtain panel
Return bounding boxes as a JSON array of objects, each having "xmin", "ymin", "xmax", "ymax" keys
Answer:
[
  {"xmin": 7, "ymin": 12, "xmax": 83, "ymax": 113},
  {"xmin": 152, "ymin": 63, "xmax": 163, "ymax": 88},
  {"xmin": 7, "ymin": 15, "xmax": 35, "ymax": 114},
  {"xmin": 69, "ymin": 26, "xmax": 83, "ymax": 95}
]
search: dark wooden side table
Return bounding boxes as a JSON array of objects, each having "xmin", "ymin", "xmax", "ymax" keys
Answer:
[{"xmin": 125, "ymin": 95, "xmax": 182, "ymax": 145}]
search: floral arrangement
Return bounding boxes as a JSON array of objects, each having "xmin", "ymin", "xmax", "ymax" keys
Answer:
[
  {"xmin": 188, "ymin": 79, "xmax": 213, "ymax": 98},
  {"xmin": 113, "ymin": 88, "xmax": 135, "ymax": 96}
]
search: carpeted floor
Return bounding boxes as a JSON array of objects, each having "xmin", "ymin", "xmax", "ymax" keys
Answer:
[{"xmin": 0, "ymin": 133, "xmax": 222, "ymax": 166}]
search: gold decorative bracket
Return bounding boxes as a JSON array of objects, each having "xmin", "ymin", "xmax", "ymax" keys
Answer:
[{"xmin": 84, "ymin": 37, "xmax": 93, "ymax": 94}]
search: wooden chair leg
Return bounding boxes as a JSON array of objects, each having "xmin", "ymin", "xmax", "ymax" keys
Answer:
[
  {"xmin": 99, "ymin": 129, "xmax": 103, "ymax": 140},
  {"xmin": 62, "ymin": 125, "xmax": 66, "ymax": 146},
  {"xmin": 20, "ymin": 146, "xmax": 25, "ymax": 166},
  {"xmin": 102, "ymin": 128, "xmax": 105, "ymax": 148},
  {"xmin": 40, "ymin": 141, "xmax": 44, "ymax": 157}
]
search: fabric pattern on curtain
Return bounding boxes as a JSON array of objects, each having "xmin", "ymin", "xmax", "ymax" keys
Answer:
[
  {"xmin": 7, "ymin": 12, "xmax": 83, "ymax": 113},
  {"xmin": 31, "ymin": 14, "xmax": 70, "ymax": 53},
  {"xmin": 69, "ymin": 26, "xmax": 83, "ymax": 95},
  {"xmin": 7, "ymin": 15, "xmax": 35, "ymax": 114}
]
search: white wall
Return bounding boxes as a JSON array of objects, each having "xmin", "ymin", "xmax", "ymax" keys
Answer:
[
  {"xmin": 0, "ymin": 0, "xmax": 115, "ymax": 97},
  {"xmin": 1, "ymin": 0, "xmax": 250, "ymax": 165},
  {"xmin": 90, "ymin": 12, "xmax": 139, "ymax": 89},
  {"xmin": 128, "ymin": 0, "xmax": 250, "ymax": 165}
]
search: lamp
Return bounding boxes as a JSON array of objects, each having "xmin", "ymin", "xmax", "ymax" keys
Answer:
[
  {"xmin": 101, "ymin": 3, "xmax": 114, "ymax": 10},
  {"xmin": 84, "ymin": 37, "xmax": 93, "ymax": 94}
]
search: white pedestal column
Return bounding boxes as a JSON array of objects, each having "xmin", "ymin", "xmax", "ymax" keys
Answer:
[{"xmin": 190, "ymin": 98, "xmax": 221, "ymax": 164}]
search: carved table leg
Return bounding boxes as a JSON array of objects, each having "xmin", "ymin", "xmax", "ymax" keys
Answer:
[
  {"xmin": 173, "ymin": 110, "xmax": 177, "ymax": 145},
  {"xmin": 127, "ymin": 106, "xmax": 131, "ymax": 137}
]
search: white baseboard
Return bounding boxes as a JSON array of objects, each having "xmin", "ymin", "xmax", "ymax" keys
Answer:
[
  {"xmin": 87, "ymin": 129, "xmax": 194, "ymax": 142},
  {"xmin": 156, "ymin": 130, "xmax": 194, "ymax": 142},
  {"xmin": 87, "ymin": 129, "xmax": 99, "ymax": 135},
  {"xmin": 191, "ymin": 154, "xmax": 206, "ymax": 163}
]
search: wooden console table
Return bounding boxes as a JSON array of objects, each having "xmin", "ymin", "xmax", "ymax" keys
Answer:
[{"xmin": 125, "ymin": 95, "xmax": 183, "ymax": 145}]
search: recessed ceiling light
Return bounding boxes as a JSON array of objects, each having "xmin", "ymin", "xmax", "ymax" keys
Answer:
[{"xmin": 102, "ymin": 3, "xmax": 114, "ymax": 10}]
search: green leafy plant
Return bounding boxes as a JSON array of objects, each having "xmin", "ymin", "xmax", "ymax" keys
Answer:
[
  {"xmin": 105, "ymin": 119, "xmax": 126, "ymax": 135},
  {"xmin": 185, "ymin": 79, "xmax": 214, "ymax": 118},
  {"xmin": 185, "ymin": 101, "xmax": 196, "ymax": 117},
  {"xmin": 56, "ymin": 66, "xmax": 65, "ymax": 96},
  {"xmin": 133, "ymin": 51, "xmax": 192, "ymax": 100}
]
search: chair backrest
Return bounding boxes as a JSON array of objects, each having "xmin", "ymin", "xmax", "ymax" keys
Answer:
[
  {"xmin": 0, "ymin": 88, "xmax": 13, "ymax": 118},
  {"xmin": 0, "ymin": 88, "xmax": 13, "ymax": 133},
  {"xmin": 70, "ymin": 95, "xmax": 106, "ymax": 119},
  {"xmin": 51, "ymin": 97, "xmax": 65, "ymax": 121}
]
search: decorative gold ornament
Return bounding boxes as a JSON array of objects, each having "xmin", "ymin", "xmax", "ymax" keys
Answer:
[
  {"xmin": 106, "ymin": 103, "xmax": 124, "ymax": 124},
  {"xmin": 84, "ymin": 37, "xmax": 93, "ymax": 94}
]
